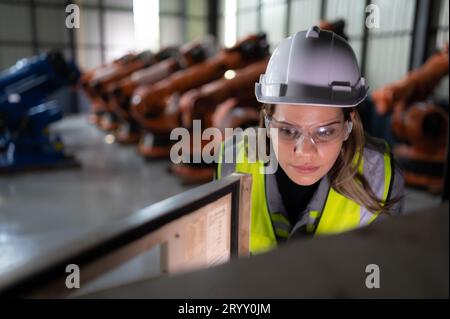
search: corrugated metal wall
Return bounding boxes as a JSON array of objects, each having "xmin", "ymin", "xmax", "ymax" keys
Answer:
[
  {"xmin": 0, "ymin": 0, "xmax": 136, "ymax": 71},
  {"xmin": 236, "ymin": 0, "xmax": 258, "ymax": 39},
  {"xmin": 325, "ymin": 0, "xmax": 366, "ymax": 64},
  {"xmin": 160, "ymin": 0, "xmax": 208, "ymax": 48},
  {"xmin": 261, "ymin": 0, "xmax": 287, "ymax": 48},
  {"xmin": 289, "ymin": 0, "xmax": 321, "ymax": 37},
  {"xmin": 0, "ymin": 1, "xmax": 34, "ymax": 68},
  {"xmin": 233, "ymin": 0, "xmax": 448, "ymax": 94},
  {"xmin": 0, "ymin": 0, "xmax": 448, "ymax": 99},
  {"xmin": 365, "ymin": 0, "xmax": 416, "ymax": 90},
  {"xmin": 0, "ymin": 0, "xmax": 209, "ymax": 72}
]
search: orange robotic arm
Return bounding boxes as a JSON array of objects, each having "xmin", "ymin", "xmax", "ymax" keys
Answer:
[{"xmin": 130, "ymin": 34, "xmax": 270, "ymax": 131}]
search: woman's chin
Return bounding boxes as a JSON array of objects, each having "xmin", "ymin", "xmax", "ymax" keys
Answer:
[{"xmin": 289, "ymin": 173, "xmax": 322, "ymax": 186}]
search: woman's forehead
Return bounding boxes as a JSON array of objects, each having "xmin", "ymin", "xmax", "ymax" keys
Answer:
[{"xmin": 273, "ymin": 104, "xmax": 343, "ymax": 125}]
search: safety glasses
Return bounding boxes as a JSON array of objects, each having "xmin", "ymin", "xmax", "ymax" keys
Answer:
[{"xmin": 264, "ymin": 113, "xmax": 353, "ymax": 153}]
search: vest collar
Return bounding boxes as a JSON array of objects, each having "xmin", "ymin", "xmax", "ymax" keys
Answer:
[{"xmin": 264, "ymin": 162, "xmax": 331, "ymax": 224}]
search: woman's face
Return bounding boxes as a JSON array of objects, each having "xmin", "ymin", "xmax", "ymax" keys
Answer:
[{"xmin": 270, "ymin": 104, "xmax": 349, "ymax": 186}]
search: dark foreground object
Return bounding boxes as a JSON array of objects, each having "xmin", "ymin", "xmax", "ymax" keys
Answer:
[{"xmin": 83, "ymin": 203, "xmax": 448, "ymax": 298}]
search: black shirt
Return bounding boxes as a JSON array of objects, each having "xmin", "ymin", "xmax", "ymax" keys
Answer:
[{"xmin": 275, "ymin": 166, "xmax": 320, "ymax": 226}]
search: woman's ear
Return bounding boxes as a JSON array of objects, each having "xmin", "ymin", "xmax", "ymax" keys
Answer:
[
  {"xmin": 343, "ymin": 110, "xmax": 355, "ymax": 141},
  {"xmin": 344, "ymin": 121, "xmax": 353, "ymax": 140}
]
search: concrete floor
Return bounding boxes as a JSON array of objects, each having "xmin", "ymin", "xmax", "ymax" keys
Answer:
[
  {"xmin": 0, "ymin": 115, "xmax": 192, "ymax": 276},
  {"xmin": 0, "ymin": 115, "xmax": 443, "ymax": 280}
]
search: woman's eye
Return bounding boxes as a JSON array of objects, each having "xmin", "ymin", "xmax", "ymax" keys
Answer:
[
  {"xmin": 279, "ymin": 127, "xmax": 297, "ymax": 138},
  {"xmin": 317, "ymin": 127, "xmax": 336, "ymax": 138}
]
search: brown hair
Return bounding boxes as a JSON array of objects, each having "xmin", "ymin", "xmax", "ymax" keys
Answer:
[{"xmin": 261, "ymin": 104, "xmax": 400, "ymax": 215}]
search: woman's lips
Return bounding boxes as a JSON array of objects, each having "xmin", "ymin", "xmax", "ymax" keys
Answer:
[{"xmin": 290, "ymin": 164, "xmax": 320, "ymax": 174}]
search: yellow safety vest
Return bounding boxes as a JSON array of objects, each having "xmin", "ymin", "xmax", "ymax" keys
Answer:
[{"xmin": 217, "ymin": 139, "xmax": 393, "ymax": 254}]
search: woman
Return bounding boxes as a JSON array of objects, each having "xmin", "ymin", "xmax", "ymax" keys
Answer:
[{"xmin": 217, "ymin": 26, "xmax": 404, "ymax": 254}]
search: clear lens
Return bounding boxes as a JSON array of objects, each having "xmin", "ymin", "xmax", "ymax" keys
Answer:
[
  {"xmin": 312, "ymin": 123, "xmax": 343, "ymax": 143},
  {"xmin": 267, "ymin": 115, "xmax": 350, "ymax": 145}
]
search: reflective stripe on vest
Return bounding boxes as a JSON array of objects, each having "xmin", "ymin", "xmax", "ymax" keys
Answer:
[
  {"xmin": 312, "ymin": 151, "xmax": 365, "ymax": 235},
  {"xmin": 217, "ymin": 140, "xmax": 393, "ymax": 254},
  {"xmin": 271, "ymin": 212, "xmax": 292, "ymax": 239},
  {"xmin": 217, "ymin": 139, "xmax": 277, "ymax": 252},
  {"xmin": 313, "ymin": 144, "xmax": 392, "ymax": 235}
]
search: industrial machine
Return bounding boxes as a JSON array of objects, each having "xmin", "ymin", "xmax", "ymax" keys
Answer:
[
  {"xmin": 108, "ymin": 41, "xmax": 213, "ymax": 144},
  {"xmin": 130, "ymin": 33, "xmax": 270, "ymax": 159},
  {"xmin": 372, "ymin": 44, "xmax": 449, "ymax": 192},
  {"xmin": 0, "ymin": 51, "xmax": 80, "ymax": 171},
  {"xmin": 82, "ymin": 49, "xmax": 179, "ymax": 131},
  {"xmin": 169, "ymin": 58, "xmax": 269, "ymax": 184},
  {"xmin": 168, "ymin": 20, "xmax": 349, "ymax": 184},
  {"xmin": 81, "ymin": 52, "xmax": 141, "ymax": 126}
]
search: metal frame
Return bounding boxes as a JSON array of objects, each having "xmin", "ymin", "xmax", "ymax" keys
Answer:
[
  {"xmin": 98, "ymin": 0, "xmax": 106, "ymax": 64},
  {"xmin": 257, "ymin": 0, "xmax": 262, "ymax": 32},
  {"xmin": 319, "ymin": 0, "xmax": 327, "ymax": 21},
  {"xmin": 0, "ymin": 173, "xmax": 252, "ymax": 298},
  {"xmin": 285, "ymin": 0, "xmax": 292, "ymax": 38},
  {"xmin": 65, "ymin": 0, "xmax": 78, "ymax": 113},
  {"xmin": 360, "ymin": 0, "xmax": 371, "ymax": 75},
  {"xmin": 410, "ymin": 0, "xmax": 433, "ymax": 70},
  {"xmin": 424, "ymin": 0, "xmax": 448, "ymax": 59},
  {"xmin": 29, "ymin": 0, "xmax": 39, "ymax": 54},
  {"xmin": 208, "ymin": 0, "xmax": 219, "ymax": 44}
]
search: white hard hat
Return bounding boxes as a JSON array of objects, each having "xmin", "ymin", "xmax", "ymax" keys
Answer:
[{"xmin": 255, "ymin": 26, "xmax": 368, "ymax": 107}]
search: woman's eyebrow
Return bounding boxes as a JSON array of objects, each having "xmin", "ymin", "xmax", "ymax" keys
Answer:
[
  {"xmin": 275, "ymin": 118, "xmax": 342, "ymax": 127},
  {"xmin": 274, "ymin": 119, "xmax": 296, "ymax": 126},
  {"xmin": 318, "ymin": 120, "xmax": 341, "ymax": 127}
]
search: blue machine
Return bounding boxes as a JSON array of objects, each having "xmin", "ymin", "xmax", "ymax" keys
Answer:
[{"xmin": 0, "ymin": 51, "xmax": 80, "ymax": 171}]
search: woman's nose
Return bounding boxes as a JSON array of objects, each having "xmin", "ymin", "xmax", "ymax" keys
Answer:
[{"xmin": 293, "ymin": 134, "xmax": 317, "ymax": 156}]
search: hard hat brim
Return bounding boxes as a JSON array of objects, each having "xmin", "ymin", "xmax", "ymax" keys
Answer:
[{"xmin": 255, "ymin": 83, "xmax": 368, "ymax": 108}]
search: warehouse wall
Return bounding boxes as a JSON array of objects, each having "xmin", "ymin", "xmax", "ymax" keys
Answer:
[
  {"xmin": 0, "ymin": 0, "xmax": 448, "ymax": 96},
  {"xmin": 232, "ymin": 0, "xmax": 448, "ymax": 94},
  {"xmin": 364, "ymin": 0, "xmax": 416, "ymax": 90},
  {"xmin": 0, "ymin": 0, "xmax": 210, "ymax": 72},
  {"xmin": 159, "ymin": 0, "xmax": 209, "ymax": 47},
  {"xmin": 0, "ymin": 0, "xmax": 133, "ymax": 71},
  {"xmin": 0, "ymin": 2, "xmax": 33, "ymax": 68},
  {"xmin": 75, "ymin": 0, "xmax": 135, "ymax": 70}
]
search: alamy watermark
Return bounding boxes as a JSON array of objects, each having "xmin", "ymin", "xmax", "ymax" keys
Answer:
[
  {"xmin": 170, "ymin": 121, "xmax": 278, "ymax": 174},
  {"xmin": 365, "ymin": 4, "xmax": 380, "ymax": 29},
  {"xmin": 65, "ymin": 264, "xmax": 80, "ymax": 289},
  {"xmin": 65, "ymin": 4, "xmax": 80, "ymax": 29},
  {"xmin": 365, "ymin": 264, "xmax": 380, "ymax": 289},
  {"xmin": 66, "ymin": 3, "xmax": 379, "ymax": 30}
]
